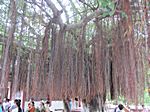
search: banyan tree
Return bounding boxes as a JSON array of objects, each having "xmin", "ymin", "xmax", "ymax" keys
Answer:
[{"xmin": 0, "ymin": 0, "xmax": 149, "ymax": 111}]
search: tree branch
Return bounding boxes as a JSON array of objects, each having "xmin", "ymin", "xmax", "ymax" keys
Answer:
[
  {"xmin": 65, "ymin": 9, "xmax": 107, "ymax": 30},
  {"xmin": 57, "ymin": 0, "xmax": 69, "ymax": 23},
  {"xmin": 69, "ymin": 0, "xmax": 82, "ymax": 17},
  {"xmin": 42, "ymin": 0, "xmax": 118, "ymax": 31},
  {"xmin": 31, "ymin": 0, "xmax": 52, "ymax": 18},
  {"xmin": 44, "ymin": 0, "xmax": 64, "ymax": 27}
]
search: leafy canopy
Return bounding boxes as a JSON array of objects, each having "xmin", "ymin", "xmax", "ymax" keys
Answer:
[{"xmin": 98, "ymin": 0, "xmax": 115, "ymax": 17}]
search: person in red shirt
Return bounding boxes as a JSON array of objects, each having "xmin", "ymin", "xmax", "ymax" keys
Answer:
[{"xmin": 28, "ymin": 102, "xmax": 35, "ymax": 112}]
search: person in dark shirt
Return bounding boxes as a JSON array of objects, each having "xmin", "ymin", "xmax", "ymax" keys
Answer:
[{"xmin": 114, "ymin": 104, "xmax": 124, "ymax": 112}]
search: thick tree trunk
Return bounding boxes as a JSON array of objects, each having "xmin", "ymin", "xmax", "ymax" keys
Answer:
[
  {"xmin": 40, "ymin": 22, "xmax": 51, "ymax": 98},
  {"xmin": 121, "ymin": 0, "xmax": 137, "ymax": 104},
  {"xmin": 12, "ymin": 2, "xmax": 26, "ymax": 98},
  {"xmin": 48, "ymin": 25, "xmax": 57, "ymax": 99},
  {"xmin": 145, "ymin": 0, "xmax": 150, "ymax": 96},
  {"xmin": 26, "ymin": 52, "xmax": 32, "ymax": 100},
  {"xmin": 12, "ymin": 48, "xmax": 21, "ymax": 98},
  {"xmin": 0, "ymin": 0, "xmax": 17, "ymax": 98},
  {"xmin": 32, "ymin": 36, "xmax": 41, "ymax": 98}
]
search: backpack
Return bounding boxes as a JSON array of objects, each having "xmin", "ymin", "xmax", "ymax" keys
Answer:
[{"xmin": 114, "ymin": 107, "xmax": 117, "ymax": 112}]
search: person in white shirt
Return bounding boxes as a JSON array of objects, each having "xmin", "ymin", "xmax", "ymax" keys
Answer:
[
  {"xmin": 11, "ymin": 99, "xmax": 22, "ymax": 112},
  {"xmin": 3, "ymin": 98, "xmax": 11, "ymax": 112}
]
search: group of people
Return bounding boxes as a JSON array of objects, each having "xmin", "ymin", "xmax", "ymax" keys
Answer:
[
  {"xmin": 64, "ymin": 97, "xmax": 82, "ymax": 111},
  {"xmin": 0, "ymin": 96, "xmax": 22, "ymax": 112},
  {"xmin": 27, "ymin": 99, "xmax": 51, "ymax": 112},
  {"xmin": 114, "ymin": 104, "xmax": 148, "ymax": 112},
  {"xmin": 0, "ymin": 96, "xmax": 52, "ymax": 112},
  {"xmin": 0, "ymin": 94, "xmax": 149, "ymax": 112}
]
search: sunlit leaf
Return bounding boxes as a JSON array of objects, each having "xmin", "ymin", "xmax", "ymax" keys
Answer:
[{"xmin": 121, "ymin": 11, "xmax": 128, "ymax": 18}]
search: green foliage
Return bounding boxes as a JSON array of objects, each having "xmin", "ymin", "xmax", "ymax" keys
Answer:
[
  {"xmin": 0, "ymin": 25, "xmax": 5, "ymax": 35},
  {"xmin": 144, "ymin": 91, "xmax": 150, "ymax": 105},
  {"xmin": 147, "ymin": 68, "xmax": 150, "ymax": 76},
  {"xmin": 98, "ymin": 0, "xmax": 116, "ymax": 17},
  {"xmin": 116, "ymin": 96, "xmax": 126, "ymax": 104},
  {"xmin": 102, "ymin": 12, "xmax": 109, "ymax": 18},
  {"xmin": 98, "ymin": 0, "xmax": 115, "ymax": 10},
  {"xmin": 98, "ymin": 0, "xmax": 112, "ymax": 8},
  {"xmin": 98, "ymin": 0, "xmax": 128, "ymax": 19},
  {"xmin": 0, "ymin": 44, "xmax": 3, "ymax": 58},
  {"xmin": 17, "ymin": 0, "xmax": 25, "ymax": 8},
  {"xmin": 120, "ymin": 11, "xmax": 128, "ymax": 18}
]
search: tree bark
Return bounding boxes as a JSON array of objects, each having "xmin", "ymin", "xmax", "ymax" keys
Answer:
[
  {"xmin": 0, "ymin": 0, "xmax": 17, "ymax": 98},
  {"xmin": 12, "ymin": 2, "xmax": 26, "ymax": 98}
]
